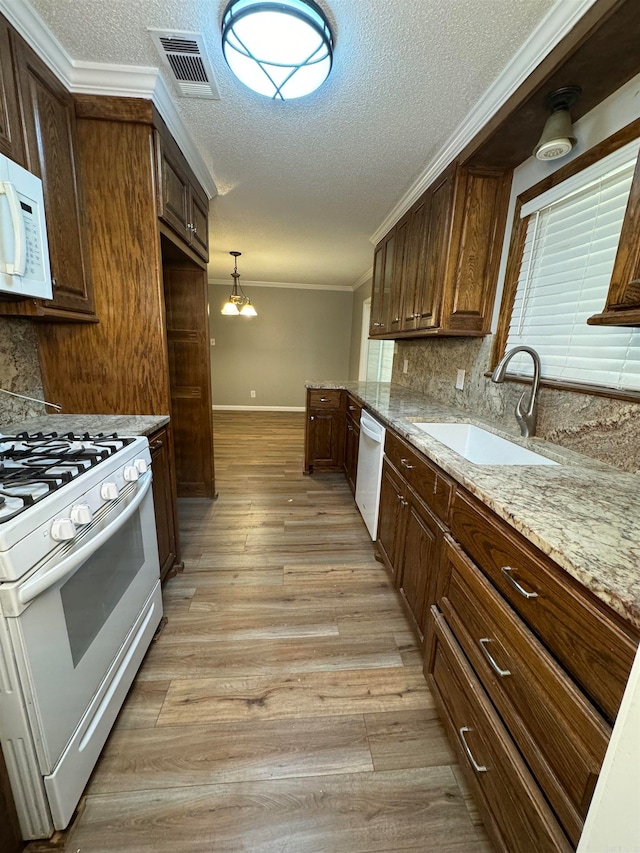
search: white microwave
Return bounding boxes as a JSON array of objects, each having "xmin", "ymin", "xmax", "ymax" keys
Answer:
[{"xmin": 0, "ymin": 152, "xmax": 52, "ymax": 299}]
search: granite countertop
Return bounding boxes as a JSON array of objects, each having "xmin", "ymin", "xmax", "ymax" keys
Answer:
[
  {"xmin": 0, "ymin": 414, "xmax": 169, "ymax": 438},
  {"xmin": 307, "ymin": 380, "xmax": 640, "ymax": 632}
]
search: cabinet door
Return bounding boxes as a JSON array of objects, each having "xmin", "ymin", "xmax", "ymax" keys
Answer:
[
  {"xmin": 156, "ymin": 131, "xmax": 191, "ymax": 243},
  {"xmin": 403, "ymin": 193, "xmax": 430, "ymax": 329},
  {"xmin": 370, "ymin": 241, "xmax": 386, "ymax": 336},
  {"xmin": 12, "ymin": 33, "xmax": 94, "ymax": 315},
  {"xmin": 414, "ymin": 167, "xmax": 454, "ymax": 331},
  {"xmin": 149, "ymin": 426, "xmax": 179, "ymax": 581},
  {"xmin": 189, "ymin": 186, "xmax": 209, "ymax": 261},
  {"xmin": 398, "ymin": 492, "xmax": 442, "ymax": 638},
  {"xmin": 0, "ymin": 17, "xmax": 24, "ymax": 163},
  {"xmin": 307, "ymin": 410, "xmax": 342, "ymax": 468},
  {"xmin": 344, "ymin": 420, "xmax": 359, "ymax": 495},
  {"xmin": 377, "ymin": 459, "xmax": 407, "ymax": 577},
  {"xmin": 164, "ymin": 263, "xmax": 216, "ymax": 498},
  {"xmin": 388, "ymin": 213, "xmax": 410, "ymax": 334}
]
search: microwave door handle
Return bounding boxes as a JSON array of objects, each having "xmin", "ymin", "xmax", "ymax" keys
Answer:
[
  {"xmin": 0, "ymin": 183, "xmax": 26, "ymax": 276},
  {"xmin": 18, "ymin": 472, "xmax": 153, "ymax": 607}
]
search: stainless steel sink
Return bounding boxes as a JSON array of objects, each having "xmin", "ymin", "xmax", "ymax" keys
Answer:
[{"xmin": 413, "ymin": 422, "xmax": 558, "ymax": 466}]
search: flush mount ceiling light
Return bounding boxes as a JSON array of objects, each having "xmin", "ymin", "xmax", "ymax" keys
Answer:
[
  {"xmin": 221, "ymin": 251, "xmax": 258, "ymax": 316},
  {"xmin": 221, "ymin": 0, "xmax": 334, "ymax": 100},
  {"xmin": 534, "ymin": 86, "xmax": 582, "ymax": 161}
]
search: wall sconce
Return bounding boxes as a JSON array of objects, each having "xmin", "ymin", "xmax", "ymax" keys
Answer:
[
  {"xmin": 534, "ymin": 86, "xmax": 581, "ymax": 161},
  {"xmin": 221, "ymin": 251, "xmax": 257, "ymax": 317}
]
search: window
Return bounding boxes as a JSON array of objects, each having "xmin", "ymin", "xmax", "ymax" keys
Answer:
[
  {"xmin": 359, "ymin": 298, "xmax": 393, "ymax": 382},
  {"xmin": 502, "ymin": 138, "xmax": 640, "ymax": 393}
]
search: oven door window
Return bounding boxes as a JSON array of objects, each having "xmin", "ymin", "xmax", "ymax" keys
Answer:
[
  {"xmin": 61, "ymin": 511, "xmax": 145, "ymax": 667},
  {"xmin": 10, "ymin": 484, "xmax": 160, "ymax": 774}
]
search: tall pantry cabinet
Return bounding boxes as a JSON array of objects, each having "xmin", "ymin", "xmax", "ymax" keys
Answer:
[{"xmin": 36, "ymin": 97, "xmax": 215, "ymax": 500}]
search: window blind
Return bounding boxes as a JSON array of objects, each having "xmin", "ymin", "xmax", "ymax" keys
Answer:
[{"xmin": 505, "ymin": 148, "xmax": 640, "ymax": 392}]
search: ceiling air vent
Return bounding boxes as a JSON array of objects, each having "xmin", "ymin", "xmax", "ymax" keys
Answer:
[{"xmin": 149, "ymin": 29, "xmax": 220, "ymax": 99}]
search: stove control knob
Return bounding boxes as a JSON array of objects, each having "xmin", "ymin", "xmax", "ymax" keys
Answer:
[
  {"xmin": 51, "ymin": 518, "xmax": 77, "ymax": 541},
  {"xmin": 134, "ymin": 458, "xmax": 148, "ymax": 474},
  {"xmin": 124, "ymin": 465, "xmax": 139, "ymax": 482},
  {"xmin": 101, "ymin": 482, "xmax": 119, "ymax": 501},
  {"xmin": 70, "ymin": 504, "xmax": 93, "ymax": 526}
]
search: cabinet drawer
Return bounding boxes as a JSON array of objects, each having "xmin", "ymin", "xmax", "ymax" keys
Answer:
[
  {"xmin": 451, "ymin": 489, "xmax": 638, "ymax": 724},
  {"xmin": 439, "ymin": 536, "xmax": 609, "ymax": 844},
  {"xmin": 384, "ymin": 429, "xmax": 452, "ymax": 522},
  {"xmin": 346, "ymin": 394, "xmax": 362, "ymax": 424},
  {"xmin": 308, "ymin": 389, "xmax": 342, "ymax": 409},
  {"xmin": 428, "ymin": 608, "xmax": 572, "ymax": 853}
]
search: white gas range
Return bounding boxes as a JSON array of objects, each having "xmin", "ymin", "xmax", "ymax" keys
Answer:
[{"xmin": 0, "ymin": 430, "xmax": 162, "ymax": 839}]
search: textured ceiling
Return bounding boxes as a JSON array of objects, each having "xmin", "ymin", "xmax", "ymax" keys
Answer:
[{"xmin": 29, "ymin": 0, "xmax": 556, "ymax": 286}]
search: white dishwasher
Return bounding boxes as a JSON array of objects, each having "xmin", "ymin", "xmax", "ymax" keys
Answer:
[{"xmin": 355, "ymin": 410, "xmax": 386, "ymax": 539}]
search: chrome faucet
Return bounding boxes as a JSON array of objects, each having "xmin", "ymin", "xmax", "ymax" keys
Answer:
[{"xmin": 491, "ymin": 346, "xmax": 541, "ymax": 438}]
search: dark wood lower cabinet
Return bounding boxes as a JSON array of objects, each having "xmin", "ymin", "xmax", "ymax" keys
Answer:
[
  {"xmin": 397, "ymin": 493, "xmax": 443, "ymax": 640},
  {"xmin": 377, "ymin": 459, "xmax": 406, "ymax": 578},
  {"xmin": 149, "ymin": 425, "xmax": 181, "ymax": 582},
  {"xmin": 428, "ymin": 609, "xmax": 573, "ymax": 853},
  {"xmin": 0, "ymin": 745, "xmax": 22, "ymax": 853},
  {"xmin": 303, "ymin": 390, "xmax": 345, "ymax": 474}
]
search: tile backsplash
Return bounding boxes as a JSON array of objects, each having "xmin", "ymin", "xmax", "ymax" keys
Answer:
[
  {"xmin": 0, "ymin": 318, "xmax": 47, "ymax": 424},
  {"xmin": 392, "ymin": 336, "xmax": 640, "ymax": 473}
]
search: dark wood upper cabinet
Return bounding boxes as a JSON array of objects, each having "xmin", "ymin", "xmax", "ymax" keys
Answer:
[
  {"xmin": 156, "ymin": 129, "xmax": 210, "ymax": 262},
  {"xmin": 7, "ymin": 32, "xmax": 94, "ymax": 319},
  {"xmin": 369, "ymin": 162, "xmax": 511, "ymax": 340},
  {"xmin": 588, "ymin": 148, "xmax": 640, "ymax": 326},
  {"xmin": 0, "ymin": 17, "xmax": 24, "ymax": 164}
]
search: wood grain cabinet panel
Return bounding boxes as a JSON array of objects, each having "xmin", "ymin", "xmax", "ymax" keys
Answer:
[
  {"xmin": 450, "ymin": 488, "xmax": 639, "ymax": 724},
  {"xmin": 0, "ymin": 16, "xmax": 24, "ymax": 164},
  {"xmin": 343, "ymin": 418, "xmax": 359, "ymax": 495},
  {"xmin": 164, "ymin": 262, "xmax": 215, "ymax": 498},
  {"xmin": 427, "ymin": 609, "xmax": 573, "ymax": 853},
  {"xmin": 384, "ymin": 430, "xmax": 452, "ymax": 522},
  {"xmin": 588, "ymin": 148, "xmax": 640, "ymax": 326},
  {"xmin": 369, "ymin": 162, "xmax": 511, "ymax": 340},
  {"xmin": 437, "ymin": 536, "xmax": 609, "ymax": 845},
  {"xmin": 149, "ymin": 425, "xmax": 181, "ymax": 582},
  {"xmin": 9, "ymin": 32, "xmax": 94, "ymax": 318}
]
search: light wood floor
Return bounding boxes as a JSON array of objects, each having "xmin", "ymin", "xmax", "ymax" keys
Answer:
[{"xmin": 51, "ymin": 412, "xmax": 494, "ymax": 853}]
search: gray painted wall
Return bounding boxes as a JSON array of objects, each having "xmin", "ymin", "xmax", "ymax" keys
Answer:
[
  {"xmin": 349, "ymin": 277, "xmax": 372, "ymax": 380},
  {"xmin": 209, "ymin": 284, "xmax": 352, "ymax": 408}
]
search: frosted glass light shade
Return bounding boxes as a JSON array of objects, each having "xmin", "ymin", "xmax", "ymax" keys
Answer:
[
  {"xmin": 240, "ymin": 301, "xmax": 257, "ymax": 317},
  {"xmin": 222, "ymin": 0, "xmax": 333, "ymax": 100},
  {"xmin": 221, "ymin": 300, "xmax": 240, "ymax": 315}
]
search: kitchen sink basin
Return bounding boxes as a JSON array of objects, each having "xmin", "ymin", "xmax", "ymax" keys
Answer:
[{"xmin": 413, "ymin": 422, "xmax": 558, "ymax": 466}]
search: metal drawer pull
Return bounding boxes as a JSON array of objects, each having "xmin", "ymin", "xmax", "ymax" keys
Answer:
[
  {"xmin": 479, "ymin": 638, "xmax": 511, "ymax": 677},
  {"xmin": 349, "ymin": 405, "xmax": 356, "ymax": 411},
  {"xmin": 320, "ymin": 397, "xmax": 329, "ymax": 402},
  {"xmin": 459, "ymin": 727, "xmax": 487, "ymax": 772},
  {"xmin": 397, "ymin": 494, "xmax": 408, "ymax": 507},
  {"xmin": 310, "ymin": 416, "xmax": 315, "ymax": 421},
  {"xmin": 501, "ymin": 566, "xmax": 539, "ymax": 599},
  {"xmin": 400, "ymin": 458, "xmax": 414, "ymax": 469}
]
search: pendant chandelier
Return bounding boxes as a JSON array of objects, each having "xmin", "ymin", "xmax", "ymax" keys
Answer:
[
  {"xmin": 221, "ymin": 0, "xmax": 334, "ymax": 101},
  {"xmin": 221, "ymin": 251, "xmax": 257, "ymax": 317}
]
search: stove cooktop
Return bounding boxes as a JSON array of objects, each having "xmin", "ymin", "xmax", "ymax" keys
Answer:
[{"xmin": 0, "ymin": 432, "xmax": 134, "ymax": 522}]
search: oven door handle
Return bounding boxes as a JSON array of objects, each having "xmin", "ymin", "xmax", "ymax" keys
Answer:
[{"xmin": 18, "ymin": 473, "xmax": 153, "ymax": 607}]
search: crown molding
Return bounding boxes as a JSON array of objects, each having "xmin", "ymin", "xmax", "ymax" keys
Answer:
[
  {"xmin": 0, "ymin": 0, "xmax": 217, "ymax": 199},
  {"xmin": 209, "ymin": 278, "xmax": 353, "ymax": 292},
  {"xmin": 352, "ymin": 267, "xmax": 373, "ymax": 291},
  {"xmin": 370, "ymin": 0, "xmax": 600, "ymax": 245}
]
